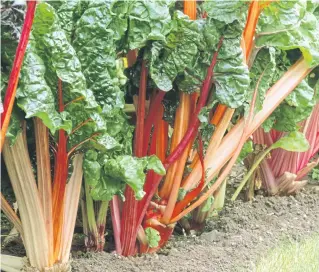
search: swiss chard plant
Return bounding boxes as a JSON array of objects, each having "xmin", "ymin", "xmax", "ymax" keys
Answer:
[
  {"xmin": 112, "ymin": 0, "xmax": 319, "ymax": 253},
  {"xmin": 1, "ymin": 0, "xmax": 164, "ymax": 269},
  {"xmin": 1, "ymin": 1, "xmax": 319, "ymax": 269}
]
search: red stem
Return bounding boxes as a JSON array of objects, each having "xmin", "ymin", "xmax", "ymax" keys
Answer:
[
  {"xmin": 142, "ymin": 90, "xmax": 166, "ymax": 155},
  {"xmin": 121, "ymin": 61, "xmax": 148, "ymax": 256},
  {"xmin": 164, "ymin": 37, "xmax": 224, "ymax": 167},
  {"xmin": 52, "ymin": 79, "xmax": 68, "ymax": 259},
  {"xmin": 1, "ymin": 1, "xmax": 37, "ymax": 151},
  {"xmin": 136, "ymin": 37, "xmax": 224, "ymax": 235},
  {"xmin": 133, "ymin": 61, "xmax": 147, "ymax": 157}
]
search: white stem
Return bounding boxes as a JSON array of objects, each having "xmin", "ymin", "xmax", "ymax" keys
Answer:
[
  {"xmin": 59, "ymin": 154, "xmax": 84, "ymax": 263},
  {"xmin": 1, "ymin": 255, "xmax": 24, "ymax": 272},
  {"xmin": 3, "ymin": 133, "xmax": 50, "ymax": 269}
]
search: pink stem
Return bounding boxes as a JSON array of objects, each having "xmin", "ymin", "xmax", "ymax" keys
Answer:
[{"xmin": 110, "ymin": 196, "xmax": 122, "ymax": 255}]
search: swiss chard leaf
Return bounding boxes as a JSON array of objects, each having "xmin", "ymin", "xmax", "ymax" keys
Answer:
[
  {"xmin": 256, "ymin": 1, "xmax": 319, "ymax": 67},
  {"xmin": 145, "ymin": 11, "xmax": 204, "ymax": 92},
  {"xmin": 248, "ymin": 47, "xmax": 277, "ymax": 112},
  {"xmin": 272, "ymin": 131, "xmax": 310, "ymax": 152},
  {"xmin": 145, "ymin": 227, "xmax": 160, "ymax": 248},
  {"xmin": 17, "ymin": 38, "xmax": 72, "ymax": 134},
  {"xmin": 127, "ymin": 0, "xmax": 173, "ymax": 50},
  {"xmin": 267, "ymin": 80, "xmax": 315, "ymax": 132},
  {"xmin": 83, "ymin": 153, "xmax": 165, "ymax": 201},
  {"xmin": 202, "ymin": 0, "xmax": 249, "ymax": 25},
  {"xmin": 32, "ymin": 2, "xmax": 98, "ymax": 109},
  {"xmin": 213, "ymin": 35, "xmax": 250, "ymax": 108}
]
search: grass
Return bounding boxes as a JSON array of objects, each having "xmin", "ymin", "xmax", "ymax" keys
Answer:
[{"xmin": 255, "ymin": 234, "xmax": 319, "ymax": 272}]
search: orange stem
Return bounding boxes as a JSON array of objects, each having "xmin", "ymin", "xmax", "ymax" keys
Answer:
[
  {"xmin": 171, "ymin": 135, "xmax": 205, "ymax": 218},
  {"xmin": 161, "ymin": 94, "xmax": 192, "ymax": 223},
  {"xmin": 159, "ymin": 93, "xmax": 191, "ymax": 199},
  {"xmin": 184, "ymin": 0, "xmax": 197, "ymax": 20},
  {"xmin": 243, "ymin": 1, "xmax": 262, "ymax": 61},
  {"xmin": 159, "ymin": 0, "xmax": 198, "ymax": 223},
  {"xmin": 187, "ymin": 104, "xmax": 228, "ymax": 170},
  {"xmin": 170, "ymin": 58, "xmax": 312, "ymax": 223}
]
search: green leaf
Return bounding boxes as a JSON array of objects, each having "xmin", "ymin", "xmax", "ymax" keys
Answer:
[
  {"xmin": 272, "ymin": 131, "xmax": 310, "ymax": 152},
  {"xmin": 237, "ymin": 140, "xmax": 254, "ymax": 163},
  {"xmin": 83, "ymin": 150, "xmax": 101, "ymax": 187},
  {"xmin": 1, "ymin": 71, "xmax": 23, "ymax": 145},
  {"xmin": 248, "ymin": 47, "xmax": 277, "ymax": 111},
  {"xmin": 56, "ymin": 0, "xmax": 83, "ymax": 41},
  {"xmin": 6, "ymin": 106, "xmax": 23, "ymax": 146},
  {"xmin": 87, "ymin": 155, "xmax": 165, "ymax": 201},
  {"xmin": 73, "ymin": 0, "xmax": 127, "ymax": 109},
  {"xmin": 144, "ymin": 155, "xmax": 166, "ymax": 175},
  {"xmin": 256, "ymin": 1, "xmax": 319, "ymax": 67},
  {"xmin": 271, "ymin": 80, "xmax": 315, "ymax": 131},
  {"xmin": 202, "ymin": 0, "xmax": 249, "ymax": 25},
  {"xmin": 104, "ymin": 156, "xmax": 147, "ymax": 200},
  {"xmin": 312, "ymin": 168, "xmax": 319, "ymax": 181},
  {"xmin": 91, "ymin": 175, "xmax": 124, "ymax": 202},
  {"xmin": 213, "ymin": 36, "xmax": 250, "ymax": 108},
  {"xmin": 72, "ymin": 0, "xmax": 132, "ymax": 152},
  {"xmin": 177, "ymin": 188, "xmax": 187, "ymax": 201},
  {"xmin": 1, "ymin": 1, "xmax": 25, "ymax": 68},
  {"xmin": 145, "ymin": 11, "xmax": 204, "ymax": 92},
  {"xmin": 17, "ymin": 39, "xmax": 72, "ymax": 134},
  {"xmin": 145, "ymin": 227, "xmax": 160, "ymax": 248},
  {"xmin": 91, "ymin": 134, "xmax": 122, "ymax": 152},
  {"xmin": 127, "ymin": 0, "xmax": 173, "ymax": 50},
  {"xmin": 32, "ymin": 2, "xmax": 98, "ymax": 109},
  {"xmin": 262, "ymin": 115, "xmax": 276, "ymax": 133}
]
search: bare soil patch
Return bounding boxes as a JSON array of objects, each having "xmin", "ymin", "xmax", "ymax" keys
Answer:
[{"xmin": 72, "ymin": 185, "xmax": 319, "ymax": 272}]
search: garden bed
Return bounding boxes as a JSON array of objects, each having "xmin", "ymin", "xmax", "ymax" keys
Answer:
[{"xmin": 72, "ymin": 185, "xmax": 319, "ymax": 272}]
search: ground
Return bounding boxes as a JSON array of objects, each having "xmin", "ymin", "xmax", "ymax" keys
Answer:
[
  {"xmin": 2, "ymin": 167, "xmax": 319, "ymax": 272},
  {"xmin": 72, "ymin": 185, "xmax": 319, "ymax": 272}
]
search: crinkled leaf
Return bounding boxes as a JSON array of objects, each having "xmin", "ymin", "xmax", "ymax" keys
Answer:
[
  {"xmin": 17, "ymin": 39, "xmax": 72, "ymax": 134},
  {"xmin": 202, "ymin": 0, "xmax": 249, "ymax": 24},
  {"xmin": 91, "ymin": 134, "xmax": 122, "ymax": 152},
  {"xmin": 90, "ymin": 175, "xmax": 124, "ymax": 202},
  {"xmin": 83, "ymin": 150, "xmax": 101, "ymax": 187},
  {"xmin": 262, "ymin": 115, "xmax": 276, "ymax": 133},
  {"xmin": 213, "ymin": 37, "xmax": 250, "ymax": 108},
  {"xmin": 88, "ymin": 155, "xmax": 165, "ymax": 201},
  {"xmin": 248, "ymin": 47, "xmax": 277, "ymax": 111},
  {"xmin": 73, "ymin": 0, "xmax": 128, "ymax": 108},
  {"xmin": 56, "ymin": 0, "xmax": 83, "ymax": 41},
  {"xmin": 272, "ymin": 131, "xmax": 310, "ymax": 152},
  {"xmin": 1, "ymin": 1, "xmax": 24, "ymax": 67},
  {"xmin": 270, "ymin": 80, "xmax": 315, "ymax": 131},
  {"xmin": 32, "ymin": 2, "xmax": 98, "ymax": 109},
  {"xmin": 145, "ymin": 227, "xmax": 160, "ymax": 248},
  {"xmin": 312, "ymin": 168, "xmax": 319, "ymax": 181},
  {"xmin": 127, "ymin": 0, "xmax": 173, "ymax": 50},
  {"xmin": 72, "ymin": 1, "xmax": 131, "ymax": 150},
  {"xmin": 143, "ymin": 155, "xmax": 166, "ymax": 175},
  {"xmin": 145, "ymin": 11, "xmax": 204, "ymax": 92},
  {"xmin": 256, "ymin": 1, "xmax": 319, "ymax": 66},
  {"xmin": 6, "ymin": 106, "xmax": 23, "ymax": 146}
]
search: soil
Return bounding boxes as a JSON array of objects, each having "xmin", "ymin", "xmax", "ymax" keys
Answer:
[
  {"xmin": 71, "ymin": 175, "xmax": 319, "ymax": 272},
  {"xmin": 2, "ymin": 166, "xmax": 319, "ymax": 272}
]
